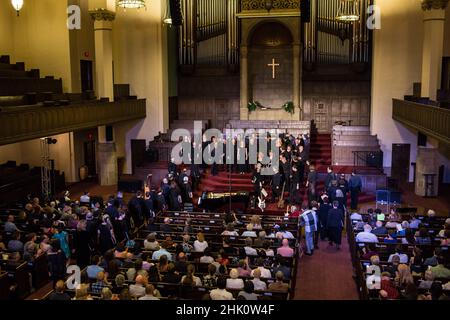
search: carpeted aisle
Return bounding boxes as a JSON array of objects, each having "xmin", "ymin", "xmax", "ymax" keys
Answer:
[{"xmin": 294, "ymin": 237, "xmax": 359, "ymax": 300}]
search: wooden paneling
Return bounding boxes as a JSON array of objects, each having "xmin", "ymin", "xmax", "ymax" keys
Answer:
[
  {"xmin": 0, "ymin": 100, "xmax": 146, "ymax": 146},
  {"xmin": 393, "ymin": 99, "xmax": 450, "ymax": 145}
]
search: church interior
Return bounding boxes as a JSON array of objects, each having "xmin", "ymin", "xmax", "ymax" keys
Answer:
[{"xmin": 0, "ymin": 0, "xmax": 449, "ymax": 301}]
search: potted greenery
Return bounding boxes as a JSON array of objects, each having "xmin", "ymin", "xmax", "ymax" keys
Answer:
[{"xmin": 282, "ymin": 101, "xmax": 295, "ymax": 114}]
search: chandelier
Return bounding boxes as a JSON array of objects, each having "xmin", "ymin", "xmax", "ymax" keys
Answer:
[
  {"xmin": 336, "ymin": 0, "xmax": 360, "ymax": 22},
  {"xmin": 117, "ymin": 0, "xmax": 146, "ymax": 9},
  {"xmin": 11, "ymin": 0, "xmax": 24, "ymax": 16}
]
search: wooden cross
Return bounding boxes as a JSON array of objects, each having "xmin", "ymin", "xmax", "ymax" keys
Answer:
[{"xmin": 267, "ymin": 58, "xmax": 280, "ymax": 79}]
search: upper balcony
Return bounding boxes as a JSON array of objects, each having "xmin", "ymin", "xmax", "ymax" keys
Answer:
[
  {"xmin": 0, "ymin": 99, "xmax": 146, "ymax": 146},
  {"xmin": 392, "ymin": 99, "xmax": 450, "ymax": 145}
]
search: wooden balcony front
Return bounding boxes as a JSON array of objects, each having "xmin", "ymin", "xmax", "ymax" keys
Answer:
[
  {"xmin": 392, "ymin": 99, "xmax": 450, "ymax": 145},
  {"xmin": 0, "ymin": 99, "xmax": 146, "ymax": 146}
]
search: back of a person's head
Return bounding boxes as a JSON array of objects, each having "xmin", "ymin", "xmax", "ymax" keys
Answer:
[
  {"xmin": 282, "ymin": 239, "xmax": 289, "ymax": 247},
  {"xmin": 243, "ymin": 280, "xmax": 254, "ymax": 294},
  {"xmin": 55, "ymin": 280, "xmax": 65, "ymax": 293},
  {"xmin": 97, "ymin": 271, "xmax": 105, "ymax": 281},
  {"xmin": 101, "ymin": 287, "xmax": 113, "ymax": 300},
  {"xmin": 363, "ymin": 224, "xmax": 372, "ymax": 233},
  {"xmin": 370, "ymin": 255, "xmax": 380, "ymax": 266},
  {"xmin": 391, "ymin": 255, "xmax": 400, "ymax": 265},
  {"xmin": 275, "ymin": 271, "xmax": 284, "ymax": 282},
  {"xmin": 376, "ymin": 220, "xmax": 383, "ymax": 228},
  {"xmin": 253, "ymin": 268, "xmax": 261, "ymax": 279},
  {"xmin": 145, "ymin": 284, "xmax": 155, "ymax": 296},
  {"xmin": 245, "ymin": 237, "xmax": 253, "ymax": 247},
  {"xmin": 216, "ymin": 277, "xmax": 227, "ymax": 289},
  {"xmin": 229, "ymin": 268, "xmax": 239, "ymax": 279},
  {"xmin": 115, "ymin": 273, "xmax": 126, "ymax": 286}
]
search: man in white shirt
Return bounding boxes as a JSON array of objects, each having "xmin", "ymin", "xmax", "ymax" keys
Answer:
[
  {"xmin": 210, "ymin": 278, "xmax": 234, "ymax": 300},
  {"xmin": 251, "ymin": 269, "xmax": 267, "ymax": 291},
  {"xmin": 244, "ymin": 238, "xmax": 258, "ymax": 256},
  {"xmin": 251, "ymin": 259, "xmax": 272, "ymax": 279},
  {"xmin": 355, "ymin": 224, "xmax": 379, "ymax": 246},
  {"xmin": 138, "ymin": 284, "xmax": 160, "ymax": 300},
  {"xmin": 350, "ymin": 212, "xmax": 363, "ymax": 222},
  {"xmin": 129, "ymin": 275, "xmax": 146, "ymax": 298},
  {"xmin": 80, "ymin": 191, "xmax": 90, "ymax": 205}
]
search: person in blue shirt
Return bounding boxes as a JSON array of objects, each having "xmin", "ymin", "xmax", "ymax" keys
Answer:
[{"xmin": 86, "ymin": 255, "xmax": 105, "ymax": 280}]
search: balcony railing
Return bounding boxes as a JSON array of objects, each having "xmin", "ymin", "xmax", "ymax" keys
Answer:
[
  {"xmin": 0, "ymin": 99, "xmax": 146, "ymax": 146},
  {"xmin": 392, "ymin": 99, "xmax": 450, "ymax": 145}
]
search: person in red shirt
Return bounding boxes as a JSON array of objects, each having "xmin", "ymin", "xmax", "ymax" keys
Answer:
[{"xmin": 380, "ymin": 272, "xmax": 399, "ymax": 299}]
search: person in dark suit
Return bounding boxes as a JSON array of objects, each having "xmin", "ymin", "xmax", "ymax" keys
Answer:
[
  {"xmin": 289, "ymin": 165, "xmax": 301, "ymax": 205},
  {"xmin": 271, "ymin": 167, "xmax": 282, "ymax": 203},
  {"xmin": 324, "ymin": 166, "xmax": 337, "ymax": 190},
  {"xmin": 280, "ymin": 155, "xmax": 291, "ymax": 192},
  {"xmin": 348, "ymin": 170, "xmax": 362, "ymax": 210},
  {"xmin": 327, "ymin": 201, "xmax": 344, "ymax": 250},
  {"xmin": 318, "ymin": 196, "xmax": 332, "ymax": 241}
]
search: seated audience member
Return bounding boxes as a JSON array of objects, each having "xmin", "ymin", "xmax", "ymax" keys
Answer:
[
  {"xmin": 175, "ymin": 252, "xmax": 188, "ymax": 273},
  {"xmin": 273, "ymin": 256, "xmax": 291, "ymax": 280},
  {"xmin": 385, "ymin": 255, "xmax": 401, "ymax": 277},
  {"xmin": 430, "ymin": 281, "xmax": 443, "ymax": 300},
  {"xmin": 210, "ymin": 277, "xmax": 234, "ymax": 300},
  {"xmin": 119, "ymin": 288, "xmax": 132, "ymax": 301},
  {"xmin": 222, "ymin": 239, "xmax": 236, "ymax": 256},
  {"xmin": 262, "ymin": 241, "xmax": 275, "ymax": 257},
  {"xmin": 126, "ymin": 258, "xmax": 144, "ymax": 281},
  {"xmin": 152, "ymin": 241, "xmax": 173, "ymax": 261},
  {"xmin": 380, "ymin": 272, "xmax": 399, "ymax": 299},
  {"xmin": 251, "ymin": 269, "xmax": 267, "ymax": 291},
  {"xmin": 371, "ymin": 221, "xmax": 387, "ymax": 236},
  {"xmin": 181, "ymin": 234, "xmax": 193, "ymax": 253},
  {"xmin": 388, "ymin": 245, "xmax": 409, "ymax": 264},
  {"xmin": 277, "ymin": 239, "xmax": 294, "ymax": 257},
  {"xmin": 276, "ymin": 225, "xmax": 295, "ymax": 239},
  {"xmin": 221, "ymin": 223, "xmax": 238, "ymax": 236},
  {"xmin": 268, "ymin": 271, "xmax": 289, "ymax": 292},
  {"xmin": 430, "ymin": 257, "xmax": 450, "ymax": 280},
  {"xmin": 418, "ymin": 270, "xmax": 436, "ymax": 290},
  {"xmin": 423, "ymin": 248, "xmax": 441, "ymax": 267},
  {"xmin": 148, "ymin": 265, "xmax": 161, "ymax": 282},
  {"xmin": 0, "ymin": 235, "xmax": 6, "ymax": 251},
  {"xmin": 112, "ymin": 274, "xmax": 127, "ymax": 294},
  {"xmin": 157, "ymin": 254, "xmax": 169, "ymax": 273},
  {"xmin": 356, "ymin": 224, "xmax": 379, "ymax": 245},
  {"xmin": 200, "ymin": 247, "xmax": 215, "ymax": 264},
  {"xmin": 4, "ymin": 215, "xmax": 20, "ymax": 233},
  {"xmin": 241, "ymin": 225, "xmax": 257, "ymax": 238},
  {"xmin": 143, "ymin": 233, "xmax": 160, "ymax": 251},
  {"xmin": 129, "ymin": 275, "xmax": 147, "ymax": 298},
  {"xmin": 91, "ymin": 271, "xmax": 111, "ymax": 295},
  {"xmin": 202, "ymin": 264, "xmax": 218, "ymax": 287},
  {"xmin": 426, "ymin": 209, "xmax": 437, "ymax": 221},
  {"xmin": 238, "ymin": 281, "xmax": 259, "ymax": 300},
  {"xmin": 251, "ymin": 258, "xmax": 272, "ymax": 279},
  {"xmin": 193, "ymin": 233, "xmax": 209, "ymax": 252},
  {"xmin": 237, "ymin": 258, "xmax": 251, "ymax": 277},
  {"xmin": 383, "ymin": 229, "xmax": 398, "ymax": 244},
  {"xmin": 163, "ymin": 263, "xmax": 182, "ymax": 284},
  {"xmin": 8, "ymin": 232, "xmax": 24, "ymax": 252},
  {"xmin": 226, "ymin": 268, "xmax": 244, "ymax": 290},
  {"xmin": 410, "ymin": 248, "xmax": 424, "ymax": 276},
  {"xmin": 415, "ymin": 227, "xmax": 432, "ymax": 245},
  {"xmin": 408, "ymin": 214, "xmax": 421, "ymax": 230},
  {"xmin": 367, "ymin": 255, "xmax": 381, "ymax": 276},
  {"xmin": 254, "ymin": 231, "xmax": 267, "ymax": 247},
  {"xmin": 139, "ymin": 284, "xmax": 160, "ymax": 300},
  {"xmin": 350, "ymin": 211, "xmax": 363, "ymax": 222},
  {"xmin": 395, "ymin": 264, "xmax": 414, "ymax": 290},
  {"xmin": 48, "ymin": 280, "xmax": 71, "ymax": 301},
  {"xmin": 441, "ymin": 230, "xmax": 450, "ymax": 246},
  {"xmin": 244, "ymin": 238, "xmax": 258, "ymax": 256},
  {"xmin": 101, "ymin": 287, "xmax": 113, "ymax": 300},
  {"xmin": 86, "ymin": 255, "xmax": 104, "ymax": 280},
  {"xmin": 361, "ymin": 244, "xmax": 378, "ymax": 260},
  {"xmin": 248, "ymin": 215, "xmax": 262, "ymax": 230},
  {"xmin": 160, "ymin": 217, "xmax": 172, "ymax": 232},
  {"xmin": 181, "ymin": 264, "xmax": 202, "ymax": 286},
  {"xmin": 73, "ymin": 284, "xmax": 93, "ymax": 300},
  {"xmin": 438, "ymin": 218, "xmax": 450, "ymax": 237},
  {"xmin": 396, "ymin": 221, "xmax": 409, "ymax": 237}
]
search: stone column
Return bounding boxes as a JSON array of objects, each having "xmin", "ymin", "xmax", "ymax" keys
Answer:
[
  {"xmin": 420, "ymin": 0, "xmax": 449, "ymax": 100},
  {"xmin": 293, "ymin": 43, "xmax": 301, "ymax": 120},
  {"xmin": 240, "ymin": 46, "xmax": 249, "ymax": 120},
  {"xmin": 90, "ymin": 8, "xmax": 118, "ymax": 186}
]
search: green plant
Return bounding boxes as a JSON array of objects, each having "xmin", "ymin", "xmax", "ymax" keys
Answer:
[
  {"xmin": 247, "ymin": 101, "xmax": 261, "ymax": 112},
  {"xmin": 282, "ymin": 101, "xmax": 295, "ymax": 114}
]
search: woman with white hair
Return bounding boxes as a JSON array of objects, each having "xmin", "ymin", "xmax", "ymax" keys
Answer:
[
  {"xmin": 241, "ymin": 224, "xmax": 257, "ymax": 238},
  {"xmin": 226, "ymin": 268, "xmax": 244, "ymax": 290}
]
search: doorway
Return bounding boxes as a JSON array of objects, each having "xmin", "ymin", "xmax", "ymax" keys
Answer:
[
  {"xmin": 131, "ymin": 139, "xmax": 147, "ymax": 175},
  {"xmin": 391, "ymin": 144, "xmax": 411, "ymax": 184},
  {"xmin": 84, "ymin": 140, "xmax": 96, "ymax": 177},
  {"xmin": 314, "ymin": 101, "xmax": 330, "ymax": 133},
  {"xmin": 80, "ymin": 60, "xmax": 94, "ymax": 92}
]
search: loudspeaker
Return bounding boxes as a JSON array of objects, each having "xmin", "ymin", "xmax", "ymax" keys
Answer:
[
  {"xmin": 301, "ymin": 0, "xmax": 311, "ymax": 23},
  {"xmin": 170, "ymin": 0, "xmax": 183, "ymax": 26}
]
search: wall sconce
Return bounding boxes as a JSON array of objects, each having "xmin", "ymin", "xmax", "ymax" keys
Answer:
[{"xmin": 11, "ymin": 0, "xmax": 24, "ymax": 16}]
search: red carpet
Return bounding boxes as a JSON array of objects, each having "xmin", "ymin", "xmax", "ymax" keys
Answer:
[{"xmin": 294, "ymin": 237, "xmax": 359, "ymax": 300}]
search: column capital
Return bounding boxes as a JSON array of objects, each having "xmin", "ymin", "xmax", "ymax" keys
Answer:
[
  {"xmin": 89, "ymin": 8, "xmax": 116, "ymax": 21},
  {"xmin": 421, "ymin": 0, "xmax": 449, "ymax": 11}
]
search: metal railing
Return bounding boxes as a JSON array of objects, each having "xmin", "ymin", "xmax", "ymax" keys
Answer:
[{"xmin": 352, "ymin": 150, "xmax": 383, "ymax": 169}]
